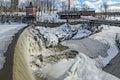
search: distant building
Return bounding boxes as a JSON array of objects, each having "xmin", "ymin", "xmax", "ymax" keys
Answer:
[
  {"xmin": 57, "ymin": 9, "xmax": 95, "ymax": 19},
  {"xmin": 26, "ymin": 2, "xmax": 37, "ymax": 17},
  {"xmin": 25, "ymin": 2, "xmax": 37, "ymax": 22}
]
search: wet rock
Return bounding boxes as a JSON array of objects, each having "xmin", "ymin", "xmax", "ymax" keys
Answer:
[
  {"xmin": 49, "ymin": 44, "xmax": 68, "ymax": 52},
  {"xmin": 65, "ymin": 50, "xmax": 79, "ymax": 59}
]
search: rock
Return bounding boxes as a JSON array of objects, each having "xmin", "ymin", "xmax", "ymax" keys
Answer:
[
  {"xmin": 35, "ymin": 59, "xmax": 42, "ymax": 67},
  {"xmin": 65, "ymin": 50, "xmax": 79, "ymax": 59}
]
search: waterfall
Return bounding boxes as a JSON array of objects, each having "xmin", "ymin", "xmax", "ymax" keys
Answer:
[{"xmin": 13, "ymin": 27, "xmax": 35, "ymax": 80}]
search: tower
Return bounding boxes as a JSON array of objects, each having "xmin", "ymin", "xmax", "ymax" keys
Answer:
[{"xmin": 11, "ymin": 0, "xmax": 18, "ymax": 10}]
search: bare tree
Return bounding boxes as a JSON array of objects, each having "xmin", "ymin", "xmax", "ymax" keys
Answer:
[
  {"xmin": 103, "ymin": 2, "xmax": 108, "ymax": 18},
  {"xmin": 62, "ymin": 1, "xmax": 67, "ymax": 11}
]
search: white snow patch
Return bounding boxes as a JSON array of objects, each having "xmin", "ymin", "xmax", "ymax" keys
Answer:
[
  {"xmin": 64, "ymin": 54, "xmax": 120, "ymax": 80},
  {"xmin": 30, "ymin": 24, "xmax": 92, "ymax": 47},
  {"xmin": 91, "ymin": 26, "xmax": 120, "ymax": 66},
  {"xmin": 43, "ymin": 59, "xmax": 75, "ymax": 80},
  {"xmin": 62, "ymin": 25, "xmax": 120, "ymax": 67}
]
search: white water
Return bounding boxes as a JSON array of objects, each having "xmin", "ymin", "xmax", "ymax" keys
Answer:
[
  {"xmin": 13, "ymin": 27, "xmax": 35, "ymax": 80},
  {"xmin": 26, "ymin": 25, "xmax": 120, "ymax": 80}
]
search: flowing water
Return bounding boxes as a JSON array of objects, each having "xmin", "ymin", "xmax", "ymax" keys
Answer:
[{"xmin": 13, "ymin": 27, "xmax": 35, "ymax": 80}]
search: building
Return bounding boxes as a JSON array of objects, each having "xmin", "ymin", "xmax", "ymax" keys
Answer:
[
  {"xmin": 26, "ymin": 2, "xmax": 37, "ymax": 17},
  {"xmin": 25, "ymin": 2, "xmax": 37, "ymax": 22},
  {"xmin": 57, "ymin": 9, "xmax": 95, "ymax": 19}
]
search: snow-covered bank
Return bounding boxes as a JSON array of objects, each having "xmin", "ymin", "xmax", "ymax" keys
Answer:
[
  {"xmin": 30, "ymin": 24, "xmax": 92, "ymax": 48},
  {"xmin": 64, "ymin": 54, "xmax": 120, "ymax": 80},
  {"xmin": 28, "ymin": 23, "xmax": 94, "ymax": 79},
  {"xmin": 0, "ymin": 24, "xmax": 26, "ymax": 70},
  {"xmin": 106, "ymin": 16, "xmax": 120, "ymax": 21},
  {"xmin": 91, "ymin": 26, "xmax": 120, "ymax": 66},
  {"xmin": 62, "ymin": 25, "xmax": 120, "ymax": 67}
]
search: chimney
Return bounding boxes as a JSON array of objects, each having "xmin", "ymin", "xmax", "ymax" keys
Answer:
[{"xmin": 68, "ymin": 0, "xmax": 70, "ymax": 11}]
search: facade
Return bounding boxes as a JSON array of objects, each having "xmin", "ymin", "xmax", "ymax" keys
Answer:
[{"xmin": 26, "ymin": 2, "xmax": 37, "ymax": 17}]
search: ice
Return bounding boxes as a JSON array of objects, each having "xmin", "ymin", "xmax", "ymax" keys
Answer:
[
  {"xmin": 30, "ymin": 24, "xmax": 91, "ymax": 47},
  {"xmin": 64, "ymin": 54, "xmax": 120, "ymax": 80},
  {"xmin": 43, "ymin": 59, "xmax": 75, "ymax": 80},
  {"xmin": 91, "ymin": 26, "xmax": 120, "ymax": 66},
  {"xmin": 72, "ymin": 29, "xmax": 92, "ymax": 39},
  {"xmin": 62, "ymin": 25, "xmax": 120, "ymax": 68}
]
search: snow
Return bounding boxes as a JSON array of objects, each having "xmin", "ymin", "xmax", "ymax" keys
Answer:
[
  {"xmin": 0, "ymin": 24, "xmax": 26, "ymax": 70},
  {"xmin": 30, "ymin": 23, "xmax": 92, "ymax": 47},
  {"xmin": 62, "ymin": 25, "xmax": 120, "ymax": 67},
  {"xmin": 91, "ymin": 26, "xmax": 120, "ymax": 66},
  {"xmin": 0, "ymin": 12, "xmax": 26, "ymax": 16},
  {"xmin": 36, "ymin": 13, "xmax": 89, "ymax": 23},
  {"xmin": 106, "ymin": 16, "xmax": 120, "ymax": 21},
  {"xmin": 43, "ymin": 59, "xmax": 75, "ymax": 80},
  {"xmin": 72, "ymin": 29, "xmax": 91, "ymax": 39},
  {"xmin": 28, "ymin": 22, "xmax": 120, "ymax": 80},
  {"xmin": 36, "ymin": 13, "xmax": 60, "ymax": 22},
  {"xmin": 64, "ymin": 54, "xmax": 120, "ymax": 80}
]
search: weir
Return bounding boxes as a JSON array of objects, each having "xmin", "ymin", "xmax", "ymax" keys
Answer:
[
  {"xmin": 0, "ymin": 26, "xmax": 29, "ymax": 80},
  {"xmin": 13, "ymin": 26, "xmax": 35, "ymax": 80}
]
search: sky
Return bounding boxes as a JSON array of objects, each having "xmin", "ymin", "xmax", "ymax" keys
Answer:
[
  {"xmin": 1, "ymin": 0, "xmax": 120, "ymax": 9},
  {"xmin": 2, "ymin": 0, "xmax": 120, "ymax": 4},
  {"xmin": 18, "ymin": 0, "xmax": 120, "ymax": 2},
  {"xmin": 2, "ymin": 0, "xmax": 120, "ymax": 3}
]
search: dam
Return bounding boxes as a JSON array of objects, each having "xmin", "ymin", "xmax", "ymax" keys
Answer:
[{"xmin": 0, "ymin": 25, "xmax": 35, "ymax": 80}]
